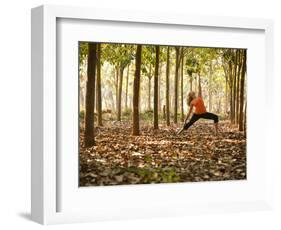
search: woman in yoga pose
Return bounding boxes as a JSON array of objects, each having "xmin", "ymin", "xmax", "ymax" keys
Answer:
[{"xmin": 177, "ymin": 76, "xmax": 219, "ymax": 135}]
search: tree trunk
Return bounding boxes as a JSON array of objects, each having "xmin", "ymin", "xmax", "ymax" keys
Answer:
[
  {"xmin": 166, "ymin": 47, "xmax": 170, "ymax": 126},
  {"xmin": 195, "ymin": 74, "xmax": 198, "ymax": 96},
  {"xmin": 147, "ymin": 64, "xmax": 152, "ymax": 110},
  {"xmin": 117, "ymin": 66, "xmax": 125, "ymax": 121},
  {"xmin": 232, "ymin": 50, "xmax": 238, "ymax": 124},
  {"xmin": 180, "ymin": 54, "xmax": 184, "ymax": 121},
  {"xmin": 198, "ymin": 74, "xmax": 202, "ymax": 95},
  {"xmin": 132, "ymin": 45, "xmax": 142, "ymax": 136},
  {"xmin": 96, "ymin": 43, "xmax": 103, "ymax": 126},
  {"xmin": 190, "ymin": 74, "xmax": 193, "ymax": 91},
  {"xmin": 208, "ymin": 62, "xmax": 213, "ymax": 112},
  {"xmin": 223, "ymin": 65, "xmax": 228, "ymax": 116},
  {"xmin": 229, "ymin": 56, "xmax": 234, "ymax": 123},
  {"xmin": 154, "ymin": 46, "xmax": 159, "ymax": 129},
  {"xmin": 158, "ymin": 63, "xmax": 161, "ymax": 112},
  {"xmin": 239, "ymin": 50, "xmax": 246, "ymax": 131},
  {"xmin": 84, "ymin": 43, "xmax": 97, "ymax": 147},
  {"xmin": 125, "ymin": 64, "xmax": 130, "ymax": 110},
  {"xmin": 244, "ymin": 102, "xmax": 247, "ymax": 136},
  {"xmin": 174, "ymin": 47, "xmax": 180, "ymax": 123},
  {"xmin": 148, "ymin": 77, "xmax": 152, "ymax": 110},
  {"xmin": 225, "ymin": 78, "xmax": 228, "ymax": 116},
  {"xmin": 115, "ymin": 66, "xmax": 119, "ymax": 113},
  {"xmin": 236, "ymin": 51, "xmax": 241, "ymax": 124}
]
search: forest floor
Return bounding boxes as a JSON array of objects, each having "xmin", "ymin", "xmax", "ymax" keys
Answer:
[{"xmin": 79, "ymin": 120, "xmax": 246, "ymax": 186}]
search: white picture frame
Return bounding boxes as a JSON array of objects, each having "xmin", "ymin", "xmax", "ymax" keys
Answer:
[{"xmin": 31, "ymin": 4, "xmax": 274, "ymax": 225}]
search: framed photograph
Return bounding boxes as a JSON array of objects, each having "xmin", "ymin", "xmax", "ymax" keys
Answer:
[{"xmin": 31, "ymin": 5, "xmax": 274, "ymax": 225}]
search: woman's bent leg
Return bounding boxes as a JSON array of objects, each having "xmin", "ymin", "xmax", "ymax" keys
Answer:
[
  {"xmin": 183, "ymin": 114, "xmax": 200, "ymax": 130},
  {"xmin": 201, "ymin": 112, "xmax": 219, "ymax": 123},
  {"xmin": 201, "ymin": 112, "xmax": 219, "ymax": 134}
]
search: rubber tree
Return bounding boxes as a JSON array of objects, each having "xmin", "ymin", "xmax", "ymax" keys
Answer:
[
  {"xmin": 96, "ymin": 43, "xmax": 103, "ymax": 126},
  {"xmin": 154, "ymin": 46, "xmax": 160, "ymax": 129},
  {"xmin": 239, "ymin": 49, "xmax": 247, "ymax": 131},
  {"xmin": 132, "ymin": 45, "xmax": 142, "ymax": 135},
  {"xmin": 173, "ymin": 47, "xmax": 180, "ymax": 123},
  {"xmin": 165, "ymin": 46, "xmax": 170, "ymax": 126},
  {"xmin": 84, "ymin": 43, "xmax": 97, "ymax": 147}
]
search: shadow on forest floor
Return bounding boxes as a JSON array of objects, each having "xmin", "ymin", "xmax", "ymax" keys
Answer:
[{"xmin": 79, "ymin": 120, "xmax": 246, "ymax": 186}]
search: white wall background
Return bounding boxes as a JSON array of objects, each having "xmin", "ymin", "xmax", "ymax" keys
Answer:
[{"xmin": 0, "ymin": 0, "xmax": 280, "ymax": 229}]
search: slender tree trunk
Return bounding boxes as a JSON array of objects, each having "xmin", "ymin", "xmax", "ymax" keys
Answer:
[
  {"xmin": 125, "ymin": 64, "xmax": 130, "ymax": 110},
  {"xmin": 229, "ymin": 58, "xmax": 234, "ymax": 123},
  {"xmin": 198, "ymin": 74, "xmax": 202, "ymax": 94},
  {"xmin": 195, "ymin": 74, "xmax": 198, "ymax": 95},
  {"xmin": 117, "ymin": 66, "xmax": 125, "ymax": 121},
  {"xmin": 190, "ymin": 75, "xmax": 193, "ymax": 91},
  {"xmin": 154, "ymin": 46, "xmax": 159, "ymax": 129},
  {"xmin": 163, "ymin": 105, "xmax": 166, "ymax": 120},
  {"xmin": 148, "ymin": 64, "xmax": 152, "ymax": 110},
  {"xmin": 80, "ymin": 85, "xmax": 85, "ymax": 110},
  {"xmin": 158, "ymin": 63, "xmax": 161, "ymax": 112},
  {"xmin": 166, "ymin": 47, "xmax": 170, "ymax": 126},
  {"xmin": 236, "ymin": 50, "xmax": 242, "ymax": 124},
  {"xmin": 96, "ymin": 43, "xmax": 102, "ymax": 126},
  {"xmin": 223, "ymin": 65, "xmax": 228, "ymax": 116},
  {"xmin": 84, "ymin": 43, "xmax": 97, "ymax": 147},
  {"xmin": 132, "ymin": 45, "xmax": 142, "ymax": 136},
  {"xmin": 148, "ymin": 77, "xmax": 151, "ymax": 110},
  {"xmin": 180, "ymin": 55, "xmax": 184, "ymax": 122},
  {"xmin": 244, "ymin": 102, "xmax": 247, "ymax": 136},
  {"xmin": 232, "ymin": 50, "xmax": 238, "ymax": 124},
  {"xmin": 174, "ymin": 47, "xmax": 180, "ymax": 123},
  {"xmin": 115, "ymin": 66, "xmax": 119, "ymax": 113},
  {"xmin": 225, "ymin": 79, "xmax": 228, "ymax": 116},
  {"xmin": 208, "ymin": 62, "xmax": 213, "ymax": 112},
  {"xmin": 239, "ymin": 50, "xmax": 246, "ymax": 131}
]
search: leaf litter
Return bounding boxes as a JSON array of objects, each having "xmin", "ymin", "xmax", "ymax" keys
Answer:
[{"xmin": 79, "ymin": 120, "xmax": 246, "ymax": 186}]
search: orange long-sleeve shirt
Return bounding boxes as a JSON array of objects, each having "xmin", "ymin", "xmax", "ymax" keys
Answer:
[{"xmin": 191, "ymin": 97, "xmax": 207, "ymax": 114}]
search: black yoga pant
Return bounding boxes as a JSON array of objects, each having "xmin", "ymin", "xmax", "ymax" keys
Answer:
[{"xmin": 184, "ymin": 112, "xmax": 219, "ymax": 130}]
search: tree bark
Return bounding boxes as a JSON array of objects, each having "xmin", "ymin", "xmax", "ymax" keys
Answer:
[
  {"xmin": 154, "ymin": 46, "xmax": 159, "ymax": 129},
  {"xmin": 239, "ymin": 50, "xmax": 246, "ymax": 131},
  {"xmin": 166, "ymin": 47, "xmax": 170, "ymax": 126},
  {"xmin": 198, "ymin": 74, "xmax": 202, "ymax": 96},
  {"xmin": 125, "ymin": 64, "xmax": 130, "ymax": 110},
  {"xmin": 84, "ymin": 43, "xmax": 97, "ymax": 147},
  {"xmin": 132, "ymin": 45, "xmax": 142, "ymax": 136},
  {"xmin": 180, "ymin": 54, "xmax": 184, "ymax": 122},
  {"xmin": 117, "ymin": 66, "xmax": 125, "ymax": 121},
  {"xmin": 232, "ymin": 50, "xmax": 238, "ymax": 124},
  {"xmin": 244, "ymin": 102, "xmax": 247, "ymax": 136},
  {"xmin": 158, "ymin": 62, "xmax": 162, "ymax": 113},
  {"xmin": 208, "ymin": 62, "xmax": 213, "ymax": 112},
  {"xmin": 225, "ymin": 78, "xmax": 228, "ymax": 116},
  {"xmin": 223, "ymin": 65, "xmax": 228, "ymax": 116},
  {"xmin": 190, "ymin": 74, "xmax": 193, "ymax": 92},
  {"xmin": 115, "ymin": 66, "xmax": 119, "ymax": 113},
  {"xmin": 229, "ymin": 55, "xmax": 234, "ymax": 123},
  {"xmin": 148, "ymin": 64, "xmax": 152, "ymax": 110},
  {"xmin": 174, "ymin": 47, "xmax": 180, "ymax": 123},
  {"xmin": 236, "ymin": 50, "xmax": 242, "ymax": 124},
  {"xmin": 163, "ymin": 105, "xmax": 166, "ymax": 120},
  {"xmin": 96, "ymin": 43, "xmax": 103, "ymax": 126}
]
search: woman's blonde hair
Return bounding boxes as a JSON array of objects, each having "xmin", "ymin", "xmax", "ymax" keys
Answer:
[{"xmin": 187, "ymin": 91, "xmax": 196, "ymax": 106}]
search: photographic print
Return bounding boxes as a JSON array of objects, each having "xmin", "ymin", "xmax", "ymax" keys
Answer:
[{"xmin": 79, "ymin": 43, "xmax": 247, "ymax": 186}]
